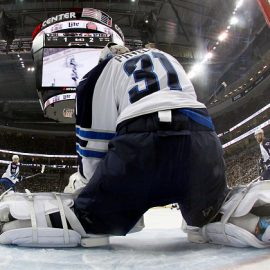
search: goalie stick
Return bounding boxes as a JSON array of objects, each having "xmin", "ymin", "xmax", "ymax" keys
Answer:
[{"xmin": 24, "ymin": 165, "xmax": 46, "ymax": 180}]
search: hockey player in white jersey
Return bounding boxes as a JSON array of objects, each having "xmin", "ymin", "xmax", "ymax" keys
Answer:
[
  {"xmin": 0, "ymin": 43, "xmax": 270, "ymax": 248},
  {"xmin": 0, "ymin": 155, "xmax": 22, "ymax": 191},
  {"xmin": 255, "ymin": 128, "xmax": 270, "ymax": 179}
]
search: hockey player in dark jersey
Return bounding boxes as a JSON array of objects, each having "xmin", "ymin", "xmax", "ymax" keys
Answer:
[
  {"xmin": 1, "ymin": 44, "xmax": 270, "ymax": 248},
  {"xmin": 255, "ymin": 128, "xmax": 270, "ymax": 179}
]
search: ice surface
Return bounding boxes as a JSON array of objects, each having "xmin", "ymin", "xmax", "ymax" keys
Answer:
[
  {"xmin": 0, "ymin": 208, "xmax": 270, "ymax": 270},
  {"xmin": 42, "ymin": 48, "xmax": 101, "ymax": 87}
]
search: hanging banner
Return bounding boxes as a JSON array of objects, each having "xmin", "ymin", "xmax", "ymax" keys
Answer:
[{"xmin": 257, "ymin": 0, "xmax": 270, "ymax": 27}]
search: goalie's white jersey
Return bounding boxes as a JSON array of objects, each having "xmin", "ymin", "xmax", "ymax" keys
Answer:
[
  {"xmin": 76, "ymin": 48, "xmax": 205, "ymax": 180},
  {"xmin": 93, "ymin": 48, "xmax": 205, "ymax": 127}
]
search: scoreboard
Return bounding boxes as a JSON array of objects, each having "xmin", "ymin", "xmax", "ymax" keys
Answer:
[
  {"xmin": 32, "ymin": 8, "xmax": 124, "ymax": 123},
  {"xmin": 45, "ymin": 33, "xmax": 111, "ymax": 47}
]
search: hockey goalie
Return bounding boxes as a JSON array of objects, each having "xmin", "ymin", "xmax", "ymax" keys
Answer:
[{"xmin": 1, "ymin": 43, "xmax": 270, "ymax": 248}]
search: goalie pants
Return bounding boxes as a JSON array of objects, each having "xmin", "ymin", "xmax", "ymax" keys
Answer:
[{"xmin": 74, "ymin": 109, "xmax": 228, "ymax": 235}]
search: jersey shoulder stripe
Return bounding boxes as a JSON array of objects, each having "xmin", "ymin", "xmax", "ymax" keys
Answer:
[
  {"xmin": 76, "ymin": 126, "xmax": 115, "ymax": 141},
  {"xmin": 76, "ymin": 144, "xmax": 107, "ymax": 159}
]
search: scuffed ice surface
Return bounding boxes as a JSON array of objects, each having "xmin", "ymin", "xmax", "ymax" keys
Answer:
[{"xmin": 0, "ymin": 208, "xmax": 269, "ymax": 270}]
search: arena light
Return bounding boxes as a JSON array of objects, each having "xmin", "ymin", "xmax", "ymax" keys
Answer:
[
  {"xmin": 187, "ymin": 70, "xmax": 196, "ymax": 79},
  {"xmin": 202, "ymin": 52, "xmax": 213, "ymax": 62},
  {"xmin": 230, "ymin": 16, "xmax": 239, "ymax": 25},
  {"xmin": 187, "ymin": 63, "xmax": 204, "ymax": 79},
  {"xmin": 192, "ymin": 63, "xmax": 204, "ymax": 73},
  {"xmin": 218, "ymin": 31, "xmax": 228, "ymax": 42},
  {"xmin": 206, "ymin": 52, "xmax": 213, "ymax": 59},
  {"xmin": 236, "ymin": 0, "xmax": 244, "ymax": 9}
]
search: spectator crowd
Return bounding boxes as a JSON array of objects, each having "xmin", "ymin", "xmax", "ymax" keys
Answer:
[
  {"xmin": 0, "ymin": 130, "xmax": 76, "ymax": 155},
  {"xmin": 0, "ymin": 127, "xmax": 264, "ymax": 193},
  {"xmin": 225, "ymin": 146, "xmax": 260, "ymax": 187}
]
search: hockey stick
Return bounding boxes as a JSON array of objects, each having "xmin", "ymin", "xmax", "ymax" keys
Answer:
[{"xmin": 24, "ymin": 165, "xmax": 46, "ymax": 180}]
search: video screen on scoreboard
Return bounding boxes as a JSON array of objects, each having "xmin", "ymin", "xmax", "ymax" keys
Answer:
[{"xmin": 42, "ymin": 47, "xmax": 101, "ymax": 87}]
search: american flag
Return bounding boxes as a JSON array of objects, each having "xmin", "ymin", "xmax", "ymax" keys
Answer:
[
  {"xmin": 101, "ymin": 13, "xmax": 112, "ymax": 27},
  {"xmin": 82, "ymin": 8, "xmax": 112, "ymax": 27}
]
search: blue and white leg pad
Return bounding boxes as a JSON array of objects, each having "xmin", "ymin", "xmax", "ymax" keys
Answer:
[
  {"xmin": 0, "ymin": 190, "xmax": 109, "ymax": 247},
  {"xmin": 183, "ymin": 180, "xmax": 270, "ymax": 248}
]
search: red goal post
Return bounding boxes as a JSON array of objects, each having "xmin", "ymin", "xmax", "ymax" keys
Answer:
[{"xmin": 257, "ymin": 0, "xmax": 270, "ymax": 27}]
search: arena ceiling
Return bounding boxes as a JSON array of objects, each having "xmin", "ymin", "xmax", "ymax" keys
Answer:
[{"xmin": 0, "ymin": 0, "xmax": 269, "ymax": 130}]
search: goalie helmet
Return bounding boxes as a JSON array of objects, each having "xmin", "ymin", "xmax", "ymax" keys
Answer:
[{"xmin": 99, "ymin": 42, "xmax": 130, "ymax": 63}]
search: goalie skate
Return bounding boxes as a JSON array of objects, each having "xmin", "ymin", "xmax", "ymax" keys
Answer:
[{"xmin": 183, "ymin": 179, "xmax": 270, "ymax": 248}]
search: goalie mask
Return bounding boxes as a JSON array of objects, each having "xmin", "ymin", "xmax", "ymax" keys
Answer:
[{"xmin": 99, "ymin": 42, "xmax": 130, "ymax": 63}]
